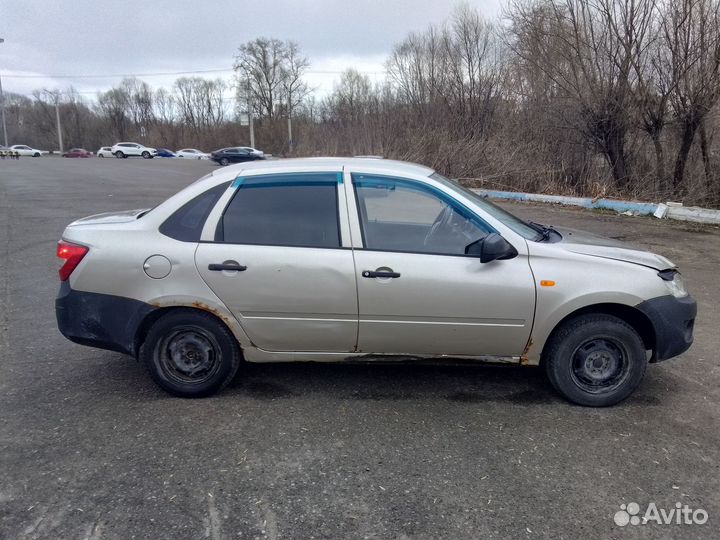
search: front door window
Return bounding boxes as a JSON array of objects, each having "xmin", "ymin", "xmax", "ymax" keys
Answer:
[{"xmin": 353, "ymin": 174, "xmax": 492, "ymax": 255}]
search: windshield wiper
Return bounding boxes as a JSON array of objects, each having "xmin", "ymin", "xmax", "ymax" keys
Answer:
[{"xmin": 529, "ymin": 221, "xmax": 556, "ymax": 242}]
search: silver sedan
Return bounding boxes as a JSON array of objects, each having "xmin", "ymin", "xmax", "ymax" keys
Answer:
[{"xmin": 55, "ymin": 158, "xmax": 696, "ymax": 405}]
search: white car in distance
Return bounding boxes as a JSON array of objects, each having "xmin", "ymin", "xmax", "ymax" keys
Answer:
[
  {"xmin": 240, "ymin": 146, "xmax": 264, "ymax": 157},
  {"xmin": 176, "ymin": 148, "xmax": 210, "ymax": 160},
  {"xmin": 10, "ymin": 144, "xmax": 47, "ymax": 157},
  {"xmin": 96, "ymin": 147, "xmax": 114, "ymax": 158},
  {"xmin": 110, "ymin": 142, "xmax": 157, "ymax": 159}
]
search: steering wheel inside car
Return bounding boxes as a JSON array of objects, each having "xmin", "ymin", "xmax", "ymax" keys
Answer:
[
  {"xmin": 424, "ymin": 205, "xmax": 487, "ymax": 252},
  {"xmin": 423, "ymin": 205, "xmax": 454, "ymax": 247}
]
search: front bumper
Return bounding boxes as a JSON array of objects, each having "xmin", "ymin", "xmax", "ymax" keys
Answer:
[
  {"xmin": 636, "ymin": 294, "xmax": 697, "ymax": 362},
  {"xmin": 55, "ymin": 282, "xmax": 155, "ymax": 356}
]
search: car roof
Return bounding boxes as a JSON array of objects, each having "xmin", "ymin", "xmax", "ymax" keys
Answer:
[{"xmin": 210, "ymin": 157, "xmax": 434, "ymax": 178}]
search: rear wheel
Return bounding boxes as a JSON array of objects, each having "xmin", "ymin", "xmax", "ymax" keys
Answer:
[
  {"xmin": 140, "ymin": 309, "xmax": 241, "ymax": 398},
  {"xmin": 543, "ymin": 314, "xmax": 647, "ymax": 406}
]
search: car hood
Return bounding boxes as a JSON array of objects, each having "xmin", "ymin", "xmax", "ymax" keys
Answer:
[
  {"xmin": 69, "ymin": 208, "xmax": 150, "ymax": 226},
  {"xmin": 553, "ymin": 227, "xmax": 675, "ymax": 270}
]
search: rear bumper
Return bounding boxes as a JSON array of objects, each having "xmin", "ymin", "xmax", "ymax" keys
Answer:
[
  {"xmin": 636, "ymin": 294, "xmax": 697, "ymax": 362},
  {"xmin": 55, "ymin": 282, "xmax": 155, "ymax": 356}
]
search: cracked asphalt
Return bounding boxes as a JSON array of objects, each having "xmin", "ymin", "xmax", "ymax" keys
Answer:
[{"xmin": 1, "ymin": 157, "xmax": 719, "ymax": 539}]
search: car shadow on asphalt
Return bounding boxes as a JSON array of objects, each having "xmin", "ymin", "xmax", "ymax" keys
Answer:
[
  {"xmin": 92, "ymin": 354, "xmax": 663, "ymax": 407},
  {"xmin": 232, "ymin": 362, "xmax": 560, "ymax": 405}
]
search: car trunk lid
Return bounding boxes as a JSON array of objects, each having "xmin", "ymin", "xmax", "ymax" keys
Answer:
[{"xmin": 68, "ymin": 208, "xmax": 150, "ymax": 226}]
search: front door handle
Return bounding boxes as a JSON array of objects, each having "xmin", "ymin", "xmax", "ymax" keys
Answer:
[
  {"xmin": 362, "ymin": 270, "xmax": 401, "ymax": 278},
  {"xmin": 208, "ymin": 263, "xmax": 247, "ymax": 272}
]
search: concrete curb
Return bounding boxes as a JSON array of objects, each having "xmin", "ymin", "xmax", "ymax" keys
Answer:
[{"xmin": 472, "ymin": 189, "xmax": 720, "ymax": 225}]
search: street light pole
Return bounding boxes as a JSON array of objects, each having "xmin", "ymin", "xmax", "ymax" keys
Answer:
[
  {"xmin": 54, "ymin": 94, "xmax": 63, "ymax": 153},
  {"xmin": 0, "ymin": 38, "xmax": 9, "ymax": 147},
  {"xmin": 45, "ymin": 89, "xmax": 63, "ymax": 154},
  {"xmin": 246, "ymin": 76, "xmax": 255, "ymax": 148},
  {"xmin": 287, "ymin": 94, "xmax": 292, "ymax": 153}
]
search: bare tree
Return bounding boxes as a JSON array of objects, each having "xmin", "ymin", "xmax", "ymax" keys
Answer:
[
  {"xmin": 97, "ymin": 86, "xmax": 131, "ymax": 140},
  {"xmin": 629, "ymin": 4, "xmax": 673, "ymax": 186},
  {"xmin": 664, "ymin": 0, "xmax": 720, "ymax": 191},
  {"xmin": 508, "ymin": 0, "xmax": 656, "ymax": 186},
  {"xmin": 233, "ymin": 38, "xmax": 309, "ymax": 119},
  {"xmin": 282, "ymin": 41, "xmax": 311, "ymax": 115},
  {"xmin": 174, "ymin": 77, "xmax": 227, "ymax": 133}
]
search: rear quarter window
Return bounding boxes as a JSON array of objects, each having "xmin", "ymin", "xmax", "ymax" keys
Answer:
[{"xmin": 159, "ymin": 181, "xmax": 230, "ymax": 242}]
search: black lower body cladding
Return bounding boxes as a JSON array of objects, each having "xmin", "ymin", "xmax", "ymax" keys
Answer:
[
  {"xmin": 55, "ymin": 281, "xmax": 155, "ymax": 355},
  {"xmin": 636, "ymin": 294, "xmax": 697, "ymax": 361}
]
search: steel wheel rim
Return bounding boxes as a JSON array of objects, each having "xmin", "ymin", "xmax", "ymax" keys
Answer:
[
  {"xmin": 157, "ymin": 326, "xmax": 221, "ymax": 385},
  {"xmin": 570, "ymin": 336, "xmax": 629, "ymax": 394}
]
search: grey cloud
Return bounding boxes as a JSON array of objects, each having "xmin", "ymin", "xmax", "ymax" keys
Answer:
[{"xmin": 1, "ymin": 0, "xmax": 503, "ymax": 93}]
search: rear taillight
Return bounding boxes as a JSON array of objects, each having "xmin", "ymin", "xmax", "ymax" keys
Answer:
[{"xmin": 57, "ymin": 241, "xmax": 89, "ymax": 281}]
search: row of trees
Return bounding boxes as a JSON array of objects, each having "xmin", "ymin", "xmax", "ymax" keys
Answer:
[{"xmin": 4, "ymin": 1, "xmax": 720, "ymax": 204}]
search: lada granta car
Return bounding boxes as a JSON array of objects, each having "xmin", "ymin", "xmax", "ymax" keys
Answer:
[{"xmin": 55, "ymin": 158, "xmax": 696, "ymax": 406}]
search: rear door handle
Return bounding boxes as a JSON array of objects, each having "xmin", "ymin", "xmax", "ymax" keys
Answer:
[
  {"xmin": 362, "ymin": 270, "xmax": 401, "ymax": 278},
  {"xmin": 208, "ymin": 263, "xmax": 247, "ymax": 272}
]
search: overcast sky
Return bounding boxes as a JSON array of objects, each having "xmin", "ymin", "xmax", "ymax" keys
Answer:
[{"xmin": 0, "ymin": 0, "xmax": 504, "ymax": 100}]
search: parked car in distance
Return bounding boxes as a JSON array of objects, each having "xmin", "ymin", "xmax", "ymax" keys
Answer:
[
  {"xmin": 62, "ymin": 148, "xmax": 92, "ymax": 158},
  {"xmin": 210, "ymin": 147, "xmax": 266, "ymax": 166},
  {"xmin": 110, "ymin": 142, "xmax": 157, "ymax": 159},
  {"xmin": 176, "ymin": 148, "xmax": 210, "ymax": 160},
  {"xmin": 55, "ymin": 158, "xmax": 696, "ymax": 406},
  {"xmin": 156, "ymin": 148, "xmax": 176, "ymax": 158},
  {"xmin": 96, "ymin": 147, "xmax": 113, "ymax": 158},
  {"xmin": 10, "ymin": 144, "xmax": 47, "ymax": 157}
]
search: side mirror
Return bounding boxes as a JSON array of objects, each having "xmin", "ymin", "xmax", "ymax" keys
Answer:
[{"xmin": 465, "ymin": 233, "xmax": 518, "ymax": 263}]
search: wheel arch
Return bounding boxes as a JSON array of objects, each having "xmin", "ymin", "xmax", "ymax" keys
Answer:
[
  {"xmin": 134, "ymin": 304, "xmax": 249, "ymax": 357},
  {"xmin": 539, "ymin": 303, "xmax": 656, "ymax": 365}
]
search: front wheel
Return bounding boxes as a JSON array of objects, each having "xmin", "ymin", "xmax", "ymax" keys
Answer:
[
  {"xmin": 219, "ymin": 157, "xmax": 229, "ymax": 166},
  {"xmin": 34, "ymin": 152, "xmax": 41, "ymax": 157},
  {"xmin": 543, "ymin": 314, "xmax": 647, "ymax": 407},
  {"xmin": 142, "ymin": 151, "xmax": 151, "ymax": 159},
  {"xmin": 140, "ymin": 309, "xmax": 241, "ymax": 398},
  {"xmin": 115, "ymin": 151, "xmax": 125, "ymax": 158}
]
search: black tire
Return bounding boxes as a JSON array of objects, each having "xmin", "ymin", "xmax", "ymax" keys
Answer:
[
  {"xmin": 34, "ymin": 152, "xmax": 40, "ymax": 157},
  {"xmin": 140, "ymin": 309, "xmax": 241, "ymax": 398},
  {"xmin": 99, "ymin": 154, "xmax": 104, "ymax": 158},
  {"xmin": 115, "ymin": 151, "xmax": 125, "ymax": 159},
  {"xmin": 219, "ymin": 157, "xmax": 229, "ymax": 166},
  {"xmin": 142, "ymin": 151, "xmax": 151, "ymax": 159},
  {"xmin": 543, "ymin": 314, "xmax": 647, "ymax": 407}
]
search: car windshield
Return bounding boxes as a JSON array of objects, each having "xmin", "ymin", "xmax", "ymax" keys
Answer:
[{"xmin": 430, "ymin": 173, "xmax": 541, "ymax": 240}]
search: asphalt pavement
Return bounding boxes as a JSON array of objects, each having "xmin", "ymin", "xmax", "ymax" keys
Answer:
[{"xmin": 1, "ymin": 157, "xmax": 719, "ymax": 539}]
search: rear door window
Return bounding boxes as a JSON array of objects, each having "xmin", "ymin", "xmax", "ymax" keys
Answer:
[{"xmin": 217, "ymin": 173, "xmax": 340, "ymax": 248}]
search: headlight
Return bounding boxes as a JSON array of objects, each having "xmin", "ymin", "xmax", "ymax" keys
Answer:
[{"xmin": 659, "ymin": 270, "xmax": 688, "ymax": 298}]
